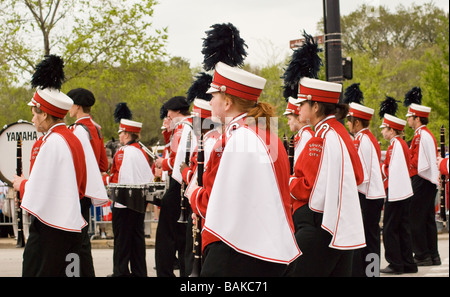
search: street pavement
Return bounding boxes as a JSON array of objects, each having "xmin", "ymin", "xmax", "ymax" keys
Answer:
[{"xmin": 0, "ymin": 232, "xmax": 447, "ymax": 277}]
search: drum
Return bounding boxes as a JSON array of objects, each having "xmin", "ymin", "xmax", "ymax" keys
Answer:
[
  {"xmin": 0, "ymin": 120, "xmax": 44, "ymax": 186},
  {"xmin": 107, "ymin": 182, "xmax": 166, "ymax": 213}
]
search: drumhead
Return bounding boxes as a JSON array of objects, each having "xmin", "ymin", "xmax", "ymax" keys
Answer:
[{"xmin": 0, "ymin": 120, "xmax": 44, "ymax": 186}]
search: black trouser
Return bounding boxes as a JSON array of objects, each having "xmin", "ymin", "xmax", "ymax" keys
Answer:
[
  {"xmin": 382, "ymin": 197, "xmax": 417, "ymax": 272},
  {"xmin": 155, "ymin": 177, "xmax": 188, "ymax": 277},
  {"xmin": 409, "ymin": 175, "xmax": 439, "ymax": 260},
  {"xmin": 290, "ymin": 204, "xmax": 354, "ymax": 277},
  {"xmin": 111, "ymin": 206, "xmax": 147, "ymax": 277},
  {"xmin": 80, "ymin": 197, "xmax": 95, "ymax": 277},
  {"xmin": 352, "ymin": 193, "xmax": 384, "ymax": 277},
  {"xmin": 200, "ymin": 241, "xmax": 287, "ymax": 277},
  {"xmin": 23, "ymin": 216, "xmax": 82, "ymax": 277}
]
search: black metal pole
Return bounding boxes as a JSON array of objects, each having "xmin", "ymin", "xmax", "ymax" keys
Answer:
[{"xmin": 323, "ymin": 0, "xmax": 343, "ymax": 88}]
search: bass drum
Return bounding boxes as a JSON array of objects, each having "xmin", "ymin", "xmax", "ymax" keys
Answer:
[{"xmin": 0, "ymin": 120, "xmax": 44, "ymax": 186}]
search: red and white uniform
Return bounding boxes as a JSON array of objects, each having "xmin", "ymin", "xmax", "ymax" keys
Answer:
[
  {"xmin": 353, "ymin": 128, "xmax": 386, "ymax": 199},
  {"xmin": 190, "ymin": 113, "xmax": 300, "ymax": 264},
  {"xmin": 289, "ymin": 115, "xmax": 366, "ymax": 250},
  {"xmin": 409, "ymin": 125, "xmax": 439, "ymax": 185},
  {"xmin": 20, "ymin": 123, "xmax": 87, "ymax": 232},
  {"xmin": 381, "ymin": 135, "xmax": 413, "ymax": 201},
  {"xmin": 162, "ymin": 116, "xmax": 197, "ymax": 183},
  {"xmin": 70, "ymin": 117, "xmax": 108, "ymax": 205},
  {"xmin": 183, "ymin": 128, "xmax": 221, "ymax": 185},
  {"xmin": 293, "ymin": 125, "xmax": 314, "ymax": 164}
]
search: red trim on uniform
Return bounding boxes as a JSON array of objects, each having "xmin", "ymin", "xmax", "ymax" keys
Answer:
[
  {"xmin": 212, "ymin": 72, "xmax": 262, "ymax": 102},
  {"xmin": 33, "ymin": 91, "xmax": 68, "ymax": 118}
]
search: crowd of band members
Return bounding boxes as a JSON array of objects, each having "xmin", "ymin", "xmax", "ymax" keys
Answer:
[{"xmin": 10, "ymin": 52, "xmax": 448, "ymax": 277}]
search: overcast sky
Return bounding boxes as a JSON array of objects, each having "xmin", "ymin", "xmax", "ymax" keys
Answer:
[{"xmin": 151, "ymin": 0, "xmax": 449, "ymax": 68}]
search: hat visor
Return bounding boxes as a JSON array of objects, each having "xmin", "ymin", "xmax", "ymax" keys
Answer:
[
  {"xmin": 379, "ymin": 123, "xmax": 387, "ymax": 129},
  {"xmin": 405, "ymin": 112, "xmax": 413, "ymax": 117},
  {"xmin": 206, "ymin": 86, "xmax": 219, "ymax": 94}
]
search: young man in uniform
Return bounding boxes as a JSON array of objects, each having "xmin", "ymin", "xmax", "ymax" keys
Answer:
[
  {"xmin": 405, "ymin": 96, "xmax": 441, "ymax": 266},
  {"xmin": 345, "ymin": 89, "xmax": 386, "ymax": 276},
  {"xmin": 379, "ymin": 97, "xmax": 417, "ymax": 274},
  {"xmin": 154, "ymin": 96, "xmax": 196, "ymax": 277},
  {"xmin": 67, "ymin": 87, "xmax": 109, "ymax": 276},
  {"xmin": 13, "ymin": 55, "xmax": 87, "ymax": 277},
  {"xmin": 106, "ymin": 118, "xmax": 153, "ymax": 277}
]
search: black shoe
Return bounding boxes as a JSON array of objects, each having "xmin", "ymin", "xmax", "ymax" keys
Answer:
[
  {"xmin": 404, "ymin": 265, "xmax": 418, "ymax": 273},
  {"xmin": 380, "ymin": 266, "xmax": 403, "ymax": 274},
  {"xmin": 414, "ymin": 256, "xmax": 433, "ymax": 266},
  {"xmin": 432, "ymin": 256, "xmax": 442, "ymax": 265}
]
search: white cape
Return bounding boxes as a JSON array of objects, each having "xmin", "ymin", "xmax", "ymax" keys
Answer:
[
  {"xmin": 417, "ymin": 128, "xmax": 439, "ymax": 185},
  {"xmin": 356, "ymin": 132, "xmax": 386, "ymax": 199},
  {"xmin": 72, "ymin": 125, "xmax": 108, "ymax": 206},
  {"xmin": 118, "ymin": 145, "xmax": 153, "ymax": 184},
  {"xmin": 204, "ymin": 126, "xmax": 300, "ymax": 264},
  {"xmin": 21, "ymin": 132, "xmax": 86, "ymax": 232},
  {"xmin": 387, "ymin": 138, "xmax": 414, "ymax": 201},
  {"xmin": 309, "ymin": 128, "xmax": 366, "ymax": 250},
  {"xmin": 171, "ymin": 121, "xmax": 197, "ymax": 184}
]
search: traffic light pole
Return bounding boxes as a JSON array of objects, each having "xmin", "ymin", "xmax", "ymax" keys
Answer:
[{"xmin": 323, "ymin": 0, "xmax": 344, "ymax": 87}]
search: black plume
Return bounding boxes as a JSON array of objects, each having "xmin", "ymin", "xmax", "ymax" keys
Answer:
[
  {"xmin": 114, "ymin": 102, "xmax": 132, "ymax": 123},
  {"xmin": 403, "ymin": 86, "xmax": 422, "ymax": 107},
  {"xmin": 343, "ymin": 83, "xmax": 364, "ymax": 105},
  {"xmin": 31, "ymin": 55, "xmax": 65, "ymax": 90},
  {"xmin": 186, "ymin": 72, "xmax": 213, "ymax": 105},
  {"xmin": 379, "ymin": 96, "xmax": 400, "ymax": 118},
  {"xmin": 282, "ymin": 30, "xmax": 322, "ymax": 101},
  {"xmin": 202, "ymin": 23, "xmax": 248, "ymax": 71},
  {"xmin": 159, "ymin": 105, "xmax": 168, "ymax": 120}
]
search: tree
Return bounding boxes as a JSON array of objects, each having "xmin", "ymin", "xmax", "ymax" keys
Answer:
[{"xmin": 0, "ymin": 0, "xmax": 168, "ymax": 83}]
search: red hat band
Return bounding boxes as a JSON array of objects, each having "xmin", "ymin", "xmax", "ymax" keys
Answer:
[
  {"xmin": 286, "ymin": 101, "xmax": 299, "ymax": 115},
  {"xmin": 298, "ymin": 84, "xmax": 341, "ymax": 104},
  {"xmin": 120, "ymin": 123, "xmax": 141, "ymax": 133},
  {"xmin": 408, "ymin": 107, "xmax": 429, "ymax": 118},
  {"xmin": 33, "ymin": 91, "xmax": 68, "ymax": 118},
  {"xmin": 212, "ymin": 71, "xmax": 262, "ymax": 102},
  {"xmin": 193, "ymin": 105, "xmax": 212, "ymax": 119},
  {"xmin": 383, "ymin": 118, "xmax": 404, "ymax": 131},
  {"xmin": 349, "ymin": 108, "xmax": 372, "ymax": 121}
]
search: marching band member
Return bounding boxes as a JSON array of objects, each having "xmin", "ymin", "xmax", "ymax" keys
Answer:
[
  {"xmin": 289, "ymin": 77, "xmax": 366, "ymax": 277},
  {"xmin": 181, "ymin": 72, "xmax": 221, "ymax": 275},
  {"xmin": 67, "ymin": 87, "xmax": 109, "ymax": 277},
  {"xmin": 378, "ymin": 96, "xmax": 417, "ymax": 274},
  {"xmin": 344, "ymin": 83, "xmax": 386, "ymax": 277},
  {"xmin": 154, "ymin": 96, "xmax": 196, "ymax": 277},
  {"xmin": 283, "ymin": 97, "xmax": 313, "ymax": 164},
  {"xmin": 404, "ymin": 87, "xmax": 441, "ymax": 266},
  {"xmin": 106, "ymin": 113, "xmax": 153, "ymax": 277},
  {"xmin": 13, "ymin": 55, "xmax": 87, "ymax": 277},
  {"xmin": 187, "ymin": 61, "xmax": 301, "ymax": 277}
]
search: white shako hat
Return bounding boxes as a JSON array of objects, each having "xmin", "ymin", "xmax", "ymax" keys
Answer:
[
  {"xmin": 379, "ymin": 114, "xmax": 407, "ymax": 131},
  {"xmin": 27, "ymin": 55, "xmax": 73, "ymax": 118},
  {"xmin": 283, "ymin": 97, "xmax": 300, "ymax": 115},
  {"xmin": 405, "ymin": 103, "xmax": 431, "ymax": 118},
  {"xmin": 296, "ymin": 77, "xmax": 342, "ymax": 104},
  {"xmin": 348, "ymin": 102, "xmax": 375, "ymax": 121},
  {"xmin": 118, "ymin": 119, "xmax": 142, "ymax": 134},
  {"xmin": 206, "ymin": 62, "xmax": 266, "ymax": 102}
]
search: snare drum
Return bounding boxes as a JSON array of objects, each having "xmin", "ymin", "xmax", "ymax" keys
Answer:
[
  {"xmin": 107, "ymin": 182, "xmax": 167, "ymax": 212},
  {"xmin": 0, "ymin": 121, "xmax": 44, "ymax": 186}
]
